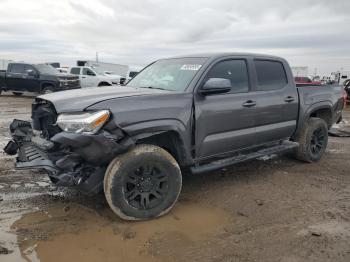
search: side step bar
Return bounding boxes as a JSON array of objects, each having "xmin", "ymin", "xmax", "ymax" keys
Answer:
[{"xmin": 191, "ymin": 141, "xmax": 298, "ymax": 174}]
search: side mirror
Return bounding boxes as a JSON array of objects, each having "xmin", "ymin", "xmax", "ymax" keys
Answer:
[
  {"xmin": 119, "ymin": 77, "xmax": 126, "ymax": 85},
  {"xmin": 199, "ymin": 78, "xmax": 232, "ymax": 95}
]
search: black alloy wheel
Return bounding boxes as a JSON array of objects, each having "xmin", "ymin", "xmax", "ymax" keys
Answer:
[
  {"xmin": 310, "ymin": 127, "xmax": 326, "ymax": 157},
  {"xmin": 124, "ymin": 164, "xmax": 169, "ymax": 210}
]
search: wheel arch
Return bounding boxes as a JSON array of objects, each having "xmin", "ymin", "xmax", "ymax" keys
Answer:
[
  {"xmin": 135, "ymin": 131, "xmax": 186, "ymax": 166},
  {"xmin": 98, "ymin": 81, "xmax": 112, "ymax": 86},
  {"xmin": 307, "ymin": 103, "xmax": 333, "ymax": 127},
  {"xmin": 125, "ymin": 120, "xmax": 193, "ymax": 167},
  {"xmin": 40, "ymin": 81, "xmax": 56, "ymax": 92}
]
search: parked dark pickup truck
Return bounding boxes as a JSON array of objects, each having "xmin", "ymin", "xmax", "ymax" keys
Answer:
[
  {"xmin": 0, "ymin": 63, "xmax": 80, "ymax": 95},
  {"xmin": 4, "ymin": 53, "xmax": 344, "ymax": 220}
]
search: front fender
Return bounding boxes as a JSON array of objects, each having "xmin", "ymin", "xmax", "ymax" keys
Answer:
[{"xmin": 122, "ymin": 119, "xmax": 193, "ymax": 165}]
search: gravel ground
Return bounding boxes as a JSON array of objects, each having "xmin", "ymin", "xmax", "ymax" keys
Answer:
[{"xmin": 0, "ymin": 93, "xmax": 350, "ymax": 262}]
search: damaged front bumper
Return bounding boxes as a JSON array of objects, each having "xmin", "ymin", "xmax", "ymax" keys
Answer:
[{"xmin": 4, "ymin": 119, "xmax": 133, "ymax": 195}]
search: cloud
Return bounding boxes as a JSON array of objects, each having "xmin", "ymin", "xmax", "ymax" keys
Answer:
[{"xmin": 0, "ymin": 0, "xmax": 349, "ymax": 74}]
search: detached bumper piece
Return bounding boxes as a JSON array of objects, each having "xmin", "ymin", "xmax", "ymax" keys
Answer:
[
  {"xmin": 16, "ymin": 142, "xmax": 58, "ymax": 173},
  {"xmin": 3, "ymin": 119, "xmax": 134, "ymax": 196}
]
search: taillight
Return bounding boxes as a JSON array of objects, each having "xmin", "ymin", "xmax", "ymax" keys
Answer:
[{"xmin": 342, "ymin": 88, "xmax": 347, "ymax": 108}]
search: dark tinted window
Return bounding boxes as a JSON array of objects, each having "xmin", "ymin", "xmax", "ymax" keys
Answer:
[
  {"xmin": 206, "ymin": 60, "xmax": 249, "ymax": 93},
  {"xmin": 83, "ymin": 68, "xmax": 95, "ymax": 76},
  {"xmin": 129, "ymin": 71, "xmax": 138, "ymax": 78},
  {"xmin": 254, "ymin": 60, "xmax": 287, "ymax": 91},
  {"xmin": 70, "ymin": 67, "xmax": 81, "ymax": 75},
  {"xmin": 9, "ymin": 64, "xmax": 25, "ymax": 74}
]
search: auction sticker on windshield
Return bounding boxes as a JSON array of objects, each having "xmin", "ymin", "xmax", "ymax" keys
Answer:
[{"xmin": 180, "ymin": 64, "xmax": 202, "ymax": 71}]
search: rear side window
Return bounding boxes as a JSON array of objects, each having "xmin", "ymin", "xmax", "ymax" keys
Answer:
[
  {"xmin": 206, "ymin": 59, "xmax": 249, "ymax": 94},
  {"xmin": 9, "ymin": 64, "xmax": 25, "ymax": 74},
  {"xmin": 70, "ymin": 67, "xmax": 81, "ymax": 75},
  {"xmin": 254, "ymin": 60, "xmax": 287, "ymax": 91}
]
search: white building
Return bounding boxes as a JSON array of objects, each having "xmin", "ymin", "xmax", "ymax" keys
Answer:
[{"xmin": 291, "ymin": 66, "xmax": 308, "ymax": 77}]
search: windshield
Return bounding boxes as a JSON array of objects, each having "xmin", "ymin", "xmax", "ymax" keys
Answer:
[
  {"xmin": 127, "ymin": 57, "xmax": 207, "ymax": 91},
  {"xmin": 34, "ymin": 64, "xmax": 58, "ymax": 74}
]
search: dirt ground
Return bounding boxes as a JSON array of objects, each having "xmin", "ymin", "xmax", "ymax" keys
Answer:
[{"xmin": 1, "ymin": 93, "xmax": 350, "ymax": 262}]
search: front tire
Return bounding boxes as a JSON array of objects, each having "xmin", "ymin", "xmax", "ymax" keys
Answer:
[
  {"xmin": 294, "ymin": 117, "xmax": 328, "ymax": 162},
  {"xmin": 98, "ymin": 82, "xmax": 111, "ymax": 87},
  {"xmin": 104, "ymin": 144, "xmax": 182, "ymax": 220},
  {"xmin": 41, "ymin": 86, "xmax": 54, "ymax": 94}
]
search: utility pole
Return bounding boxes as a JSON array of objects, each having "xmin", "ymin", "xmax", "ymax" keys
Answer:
[{"xmin": 96, "ymin": 52, "xmax": 99, "ymax": 63}]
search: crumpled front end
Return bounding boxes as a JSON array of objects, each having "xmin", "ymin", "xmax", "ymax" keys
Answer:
[{"xmin": 3, "ymin": 100, "xmax": 134, "ymax": 195}]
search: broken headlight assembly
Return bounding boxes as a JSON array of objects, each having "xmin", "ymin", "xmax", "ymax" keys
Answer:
[{"xmin": 56, "ymin": 110, "xmax": 110, "ymax": 135}]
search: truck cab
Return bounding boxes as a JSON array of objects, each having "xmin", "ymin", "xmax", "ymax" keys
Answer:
[
  {"xmin": 0, "ymin": 63, "xmax": 80, "ymax": 95},
  {"xmin": 3, "ymin": 53, "xmax": 344, "ymax": 221},
  {"xmin": 69, "ymin": 66, "xmax": 122, "ymax": 88}
]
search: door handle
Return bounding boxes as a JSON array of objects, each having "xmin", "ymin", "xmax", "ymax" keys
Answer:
[
  {"xmin": 82, "ymin": 76, "xmax": 86, "ymax": 78},
  {"xmin": 284, "ymin": 96, "xmax": 295, "ymax": 103},
  {"xmin": 242, "ymin": 100, "xmax": 256, "ymax": 107}
]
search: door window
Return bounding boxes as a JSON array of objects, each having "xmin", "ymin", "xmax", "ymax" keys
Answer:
[
  {"xmin": 9, "ymin": 64, "xmax": 25, "ymax": 74},
  {"xmin": 254, "ymin": 60, "xmax": 288, "ymax": 91},
  {"xmin": 83, "ymin": 68, "xmax": 96, "ymax": 76},
  {"xmin": 70, "ymin": 67, "xmax": 81, "ymax": 75},
  {"xmin": 206, "ymin": 60, "xmax": 249, "ymax": 94},
  {"xmin": 24, "ymin": 65, "xmax": 35, "ymax": 74}
]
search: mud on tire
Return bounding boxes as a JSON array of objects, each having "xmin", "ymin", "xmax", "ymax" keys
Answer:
[
  {"xmin": 104, "ymin": 144, "xmax": 182, "ymax": 220},
  {"xmin": 294, "ymin": 117, "xmax": 328, "ymax": 162}
]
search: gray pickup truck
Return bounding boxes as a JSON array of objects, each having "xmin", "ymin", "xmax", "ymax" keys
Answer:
[{"xmin": 4, "ymin": 53, "xmax": 344, "ymax": 220}]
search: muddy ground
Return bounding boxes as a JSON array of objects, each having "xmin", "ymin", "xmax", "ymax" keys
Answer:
[{"xmin": 0, "ymin": 93, "xmax": 350, "ymax": 262}]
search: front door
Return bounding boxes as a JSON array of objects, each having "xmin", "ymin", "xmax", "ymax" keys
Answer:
[
  {"xmin": 23, "ymin": 65, "xmax": 40, "ymax": 92},
  {"xmin": 81, "ymin": 67, "xmax": 97, "ymax": 87},
  {"xmin": 194, "ymin": 59, "xmax": 257, "ymax": 159}
]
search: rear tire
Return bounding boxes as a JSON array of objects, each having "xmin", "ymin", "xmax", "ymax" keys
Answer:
[
  {"xmin": 12, "ymin": 92, "xmax": 23, "ymax": 96},
  {"xmin": 104, "ymin": 144, "xmax": 182, "ymax": 220},
  {"xmin": 294, "ymin": 117, "xmax": 328, "ymax": 162}
]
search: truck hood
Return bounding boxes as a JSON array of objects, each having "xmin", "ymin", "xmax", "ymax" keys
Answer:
[{"xmin": 38, "ymin": 86, "xmax": 169, "ymax": 113}]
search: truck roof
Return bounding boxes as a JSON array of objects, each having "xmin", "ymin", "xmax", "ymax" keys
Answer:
[{"xmin": 168, "ymin": 52, "xmax": 285, "ymax": 61}]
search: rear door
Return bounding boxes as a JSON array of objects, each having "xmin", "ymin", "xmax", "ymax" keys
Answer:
[
  {"xmin": 70, "ymin": 67, "xmax": 82, "ymax": 86},
  {"xmin": 250, "ymin": 59, "xmax": 299, "ymax": 145},
  {"xmin": 6, "ymin": 63, "xmax": 26, "ymax": 91},
  {"xmin": 194, "ymin": 58, "xmax": 258, "ymax": 159}
]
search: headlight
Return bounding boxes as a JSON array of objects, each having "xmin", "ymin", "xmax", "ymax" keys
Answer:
[{"xmin": 56, "ymin": 110, "xmax": 110, "ymax": 134}]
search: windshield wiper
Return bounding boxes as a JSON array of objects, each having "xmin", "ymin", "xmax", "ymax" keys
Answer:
[{"xmin": 140, "ymin": 86, "xmax": 167, "ymax": 91}]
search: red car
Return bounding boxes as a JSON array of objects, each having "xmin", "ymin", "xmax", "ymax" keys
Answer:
[{"xmin": 294, "ymin": 76, "xmax": 322, "ymax": 86}]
